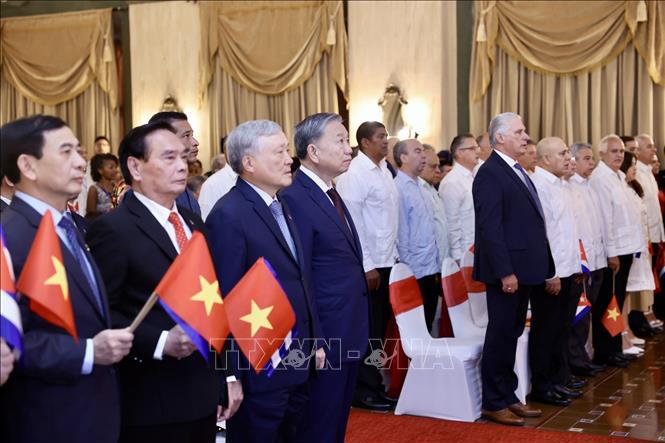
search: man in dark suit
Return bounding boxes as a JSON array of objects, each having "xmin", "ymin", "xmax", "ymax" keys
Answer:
[
  {"xmin": 0, "ymin": 115, "xmax": 133, "ymax": 443},
  {"xmin": 87, "ymin": 121, "xmax": 241, "ymax": 443},
  {"xmin": 472, "ymin": 112, "xmax": 554, "ymax": 426},
  {"xmin": 207, "ymin": 119, "xmax": 322, "ymax": 443},
  {"xmin": 148, "ymin": 112, "xmax": 202, "ymax": 215},
  {"xmin": 280, "ymin": 113, "xmax": 369, "ymax": 443}
]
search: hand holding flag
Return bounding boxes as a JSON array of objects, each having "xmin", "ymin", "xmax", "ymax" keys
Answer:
[{"xmin": 16, "ymin": 212, "xmax": 77, "ymax": 341}]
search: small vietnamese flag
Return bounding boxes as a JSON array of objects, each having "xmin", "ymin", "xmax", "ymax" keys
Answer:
[
  {"xmin": 601, "ymin": 294, "xmax": 625, "ymax": 337},
  {"xmin": 224, "ymin": 258, "xmax": 296, "ymax": 374},
  {"xmin": 16, "ymin": 212, "xmax": 77, "ymax": 341},
  {"xmin": 155, "ymin": 231, "xmax": 229, "ymax": 362}
]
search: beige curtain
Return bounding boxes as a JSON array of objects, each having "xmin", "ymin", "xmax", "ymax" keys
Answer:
[
  {"xmin": 207, "ymin": 52, "xmax": 338, "ymax": 151},
  {"xmin": 1, "ymin": 77, "xmax": 120, "ymax": 154},
  {"xmin": 469, "ymin": 45, "xmax": 665, "ymax": 159},
  {"xmin": 0, "ymin": 9, "xmax": 120, "ymax": 152},
  {"xmin": 200, "ymin": 1, "xmax": 346, "ymax": 151},
  {"xmin": 471, "ymin": 1, "xmax": 665, "ymax": 102}
]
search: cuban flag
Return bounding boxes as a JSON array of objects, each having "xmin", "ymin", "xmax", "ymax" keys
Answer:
[
  {"xmin": 579, "ymin": 240, "xmax": 591, "ymax": 276},
  {"xmin": 572, "ymin": 292, "xmax": 592, "ymax": 325},
  {"xmin": 1, "ymin": 227, "xmax": 23, "ymax": 356}
]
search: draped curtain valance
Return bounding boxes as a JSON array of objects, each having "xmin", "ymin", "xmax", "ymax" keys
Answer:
[
  {"xmin": 0, "ymin": 9, "xmax": 119, "ymax": 109},
  {"xmin": 471, "ymin": 1, "xmax": 665, "ymax": 102},
  {"xmin": 199, "ymin": 0, "xmax": 347, "ymax": 99}
]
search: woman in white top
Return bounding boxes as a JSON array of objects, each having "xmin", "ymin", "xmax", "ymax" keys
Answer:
[{"xmin": 620, "ymin": 152, "xmax": 655, "ymax": 353}]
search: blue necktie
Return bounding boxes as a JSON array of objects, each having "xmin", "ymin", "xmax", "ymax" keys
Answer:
[
  {"xmin": 513, "ymin": 163, "xmax": 545, "ymax": 219},
  {"xmin": 269, "ymin": 200, "xmax": 298, "ymax": 263},
  {"xmin": 59, "ymin": 216, "xmax": 105, "ymax": 315}
]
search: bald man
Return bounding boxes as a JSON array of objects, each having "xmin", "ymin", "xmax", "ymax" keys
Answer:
[{"xmin": 530, "ymin": 138, "xmax": 584, "ymax": 406}]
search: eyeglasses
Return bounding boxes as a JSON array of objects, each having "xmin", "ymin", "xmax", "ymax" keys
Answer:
[{"xmin": 458, "ymin": 145, "xmax": 479, "ymax": 152}]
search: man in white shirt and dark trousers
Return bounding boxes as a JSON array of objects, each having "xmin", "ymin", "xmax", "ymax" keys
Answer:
[
  {"xmin": 530, "ymin": 138, "xmax": 585, "ymax": 406},
  {"xmin": 394, "ymin": 139, "xmax": 442, "ymax": 330},
  {"xmin": 337, "ymin": 121, "xmax": 399, "ymax": 411},
  {"xmin": 568, "ymin": 143, "xmax": 609, "ymax": 376},
  {"xmin": 439, "ymin": 134, "xmax": 478, "ymax": 263},
  {"xmin": 589, "ymin": 135, "xmax": 645, "ymax": 367}
]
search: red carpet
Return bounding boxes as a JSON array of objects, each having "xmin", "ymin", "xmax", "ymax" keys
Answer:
[{"xmin": 345, "ymin": 410, "xmax": 649, "ymax": 443}]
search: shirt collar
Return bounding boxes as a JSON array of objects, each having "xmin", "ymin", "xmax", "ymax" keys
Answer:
[
  {"xmin": 396, "ymin": 169, "xmax": 418, "ymax": 185},
  {"xmin": 299, "ymin": 165, "xmax": 332, "ymax": 194},
  {"xmin": 0, "ymin": 195, "xmax": 11, "ymax": 206},
  {"xmin": 494, "ymin": 149, "xmax": 519, "ymax": 168},
  {"xmin": 636, "ymin": 160, "xmax": 652, "ymax": 173},
  {"xmin": 244, "ymin": 179, "xmax": 276, "ymax": 207},
  {"xmin": 452, "ymin": 162, "xmax": 474, "ymax": 177},
  {"xmin": 133, "ymin": 191, "xmax": 178, "ymax": 228},
  {"xmin": 356, "ymin": 150, "xmax": 386, "ymax": 171},
  {"xmin": 534, "ymin": 166, "xmax": 560, "ymax": 184},
  {"xmin": 571, "ymin": 173, "xmax": 588, "ymax": 184},
  {"xmin": 13, "ymin": 191, "xmax": 64, "ymax": 225}
]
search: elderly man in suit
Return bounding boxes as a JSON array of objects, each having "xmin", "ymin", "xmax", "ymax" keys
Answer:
[
  {"xmin": 280, "ymin": 113, "xmax": 369, "ymax": 443},
  {"xmin": 0, "ymin": 115, "xmax": 133, "ymax": 443},
  {"xmin": 206, "ymin": 120, "xmax": 322, "ymax": 443},
  {"xmin": 472, "ymin": 112, "xmax": 554, "ymax": 426},
  {"xmin": 87, "ymin": 121, "xmax": 241, "ymax": 443},
  {"xmin": 148, "ymin": 112, "xmax": 202, "ymax": 215}
]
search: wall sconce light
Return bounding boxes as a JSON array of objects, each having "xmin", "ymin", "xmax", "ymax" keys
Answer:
[{"xmin": 161, "ymin": 95, "xmax": 182, "ymax": 112}]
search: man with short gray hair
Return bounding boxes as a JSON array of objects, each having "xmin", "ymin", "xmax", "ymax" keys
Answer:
[
  {"xmin": 635, "ymin": 134, "xmax": 665, "ymax": 246},
  {"xmin": 589, "ymin": 134, "xmax": 644, "ymax": 367},
  {"xmin": 281, "ymin": 113, "xmax": 369, "ymax": 442},
  {"xmin": 473, "ymin": 112, "xmax": 552, "ymax": 425},
  {"xmin": 206, "ymin": 120, "xmax": 322, "ymax": 442}
]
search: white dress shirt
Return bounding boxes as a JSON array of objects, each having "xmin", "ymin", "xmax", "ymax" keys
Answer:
[
  {"xmin": 635, "ymin": 160, "xmax": 665, "ymax": 243},
  {"xmin": 336, "ymin": 151, "xmax": 399, "ymax": 272},
  {"xmin": 438, "ymin": 163, "xmax": 475, "ymax": 261},
  {"xmin": 1, "ymin": 195, "xmax": 11, "ymax": 206},
  {"xmin": 133, "ymin": 191, "xmax": 192, "ymax": 360},
  {"xmin": 299, "ymin": 166, "xmax": 333, "ymax": 203},
  {"xmin": 568, "ymin": 174, "xmax": 608, "ymax": 271},
  {"xmin": 589, "ymin": 161, "xmax": 644, "ymax": 257},
  {"xmin": 199, "ymin": 163, "xmax": 238, "ymax": 221},
  {"xmin": 494, "ymin": 149, "xmax": 526, "ymax": 182},
  {"xmin": 473, "ymin": 158, "xmax": 484, "ymax": 176},
  {"xmin": 420, "ymin": 177, "xmax": 451, "ymax": 260},
  {"xmin": 531, "ymin": 167, "xmax": 580, "ymax": 278}
]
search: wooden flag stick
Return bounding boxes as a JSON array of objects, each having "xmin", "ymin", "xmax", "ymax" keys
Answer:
[{"xmin": 129, "ymin": 292, "xmax": 158, "ymax": 333}]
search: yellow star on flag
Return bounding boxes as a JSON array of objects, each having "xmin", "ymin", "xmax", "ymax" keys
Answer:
[
  {"xmin": 190, "ymin": 275, "xmax": 223, "ymax": 316},
  {"xmin": 240, "ymin": 300, "xmax": 274, "ymax": 337},
  {"xmin": 44, "ymin": 256, "xmax": 68, "ymax": 300},
  {"xmin": 606, "ymin": 307, "xmax": 620, "ymax": 321}
]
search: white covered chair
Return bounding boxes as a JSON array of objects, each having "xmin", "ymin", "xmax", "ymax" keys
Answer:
[
  {"xmin": 389, "ymin": 263, "xmax": 482, "ymax": 422},
  {"xmin": 451, "ymin": 249, "xmax": 532, "ymax": 405}
]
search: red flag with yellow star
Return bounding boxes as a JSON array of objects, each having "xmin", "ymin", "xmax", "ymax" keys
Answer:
[
  {"xmin": 224, "ymin": 257, "xmax": 296, "ymax": 374},
  {"xmin": 601, "ymin": 294, "xmax": 625, "ymax": 337},
  {"xmin": 16, "ymin": 212, "xmax": 77, "ymax": 341},
  {"xmin": 155, "ymin": 231, "xmax": 229, "ymax": 361}
]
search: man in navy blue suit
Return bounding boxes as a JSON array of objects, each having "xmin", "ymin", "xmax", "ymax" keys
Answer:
[
  {"xmin": 0, "ymin": 115, "xmax": 133, "ymax": 443},
  {"xmin": 280, "ymin": 113, "xmax": 369, "ymax": 443},
  {"xmin": 206, "ymin": 120, "xmax": 322, "ymax": 443},
  {"xmin": 472, "ymin": 112, "xmax": 554, "ymax": 426}
]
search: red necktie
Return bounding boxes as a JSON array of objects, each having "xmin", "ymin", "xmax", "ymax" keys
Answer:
[
  {"xmin": 326, "ymin": 188, "xmax": 348, "ymax": 226},
  {"xmin": 167, "ymin": 212, "xmax": 188, "ymax": 251}
]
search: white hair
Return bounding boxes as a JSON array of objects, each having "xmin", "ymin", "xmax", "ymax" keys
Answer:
[
  {"xmin": 488, "ymin": 112, "xmax": 521, "ymax": 149},
  {"xmin": 598, "ymin": 134, "xmax": 622, "ymax": 154},
  {"xmin": 226, "ymin": 120, "xmax": 283, "ymax": 174}
]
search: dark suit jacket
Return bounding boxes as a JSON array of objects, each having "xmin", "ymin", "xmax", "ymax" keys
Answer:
[
  {"xmin": 0, "ymin": 198, "xmax": 8, "ymax": 212},
  {"xmin": 280, "ymin": 170, "xmax": 369, "ymax": 365},
  {"xmin": 206, "ymin": 177, "xmax": 318, "ymax": 393},
  {"xmin": 1, "ymin": 196, "xmax": 119, "ymax": 443},
  {"xmin": 86, "ymin": 192, "xmax": 220, "ymax": 427},
  {"xmin": 176, "ymin": 187, "xmax": 201, "ymax": 216},
  {"xmin": 472, "ymin": 151, "xmax": 555, "ymax": 285}
]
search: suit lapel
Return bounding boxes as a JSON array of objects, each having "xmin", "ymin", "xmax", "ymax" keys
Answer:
[
  {"xmin": 491, "ymin": 151, "xmax": 544, "ymax": 221},
  {"xmin": 296, "ymin": 171, "xmax": 359, "ymax": 256},
  {"xmin": 126, "ymin": 193, "xmax": 178, "ymax": 261},
  {"xmin": 11, "ymin": 197, "xmax": 107, "ymax": 323},
  {"xmin": 237, "ymin": 179, "xmax": 298, "ymax": 266}
]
